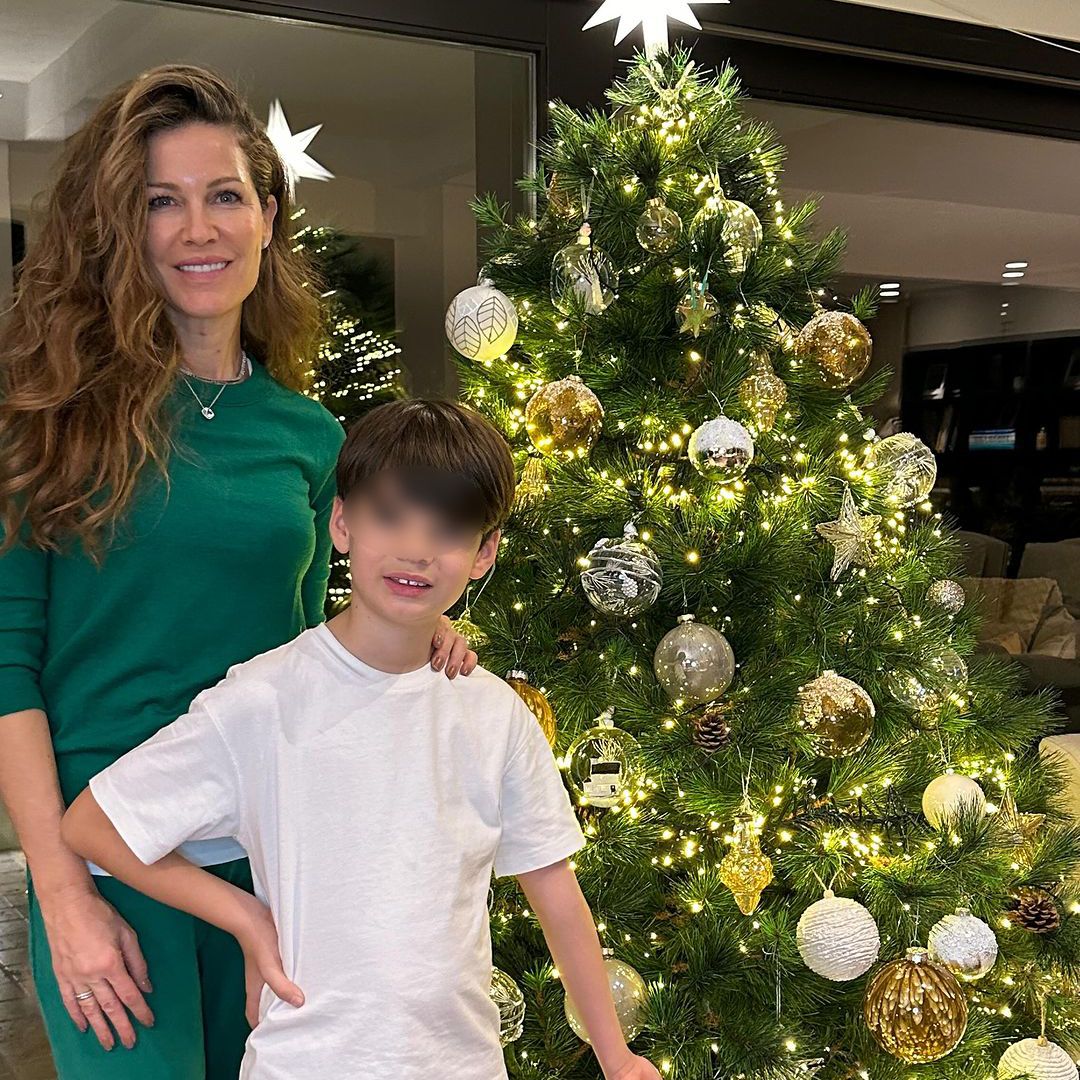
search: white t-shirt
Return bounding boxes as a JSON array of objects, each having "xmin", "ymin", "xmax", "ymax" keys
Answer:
[{"xmin": 90, "ymin": 624, "xmax": 586, "ymax": 1080}]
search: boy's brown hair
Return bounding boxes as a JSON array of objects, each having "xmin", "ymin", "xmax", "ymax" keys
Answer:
[{"xmin": 336, "ymin": 399, "xmax": 515, "ymax": 541}]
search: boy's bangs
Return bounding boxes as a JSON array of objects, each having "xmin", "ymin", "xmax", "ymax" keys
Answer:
[{"xmin": 373, "ymin": 467, "xmax": 490, "ymax": 533}]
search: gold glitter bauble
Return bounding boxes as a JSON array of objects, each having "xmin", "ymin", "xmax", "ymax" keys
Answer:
[
  {"xmin": 795, "ymin": 310, "xmax": 873, "ymax": 389},
  {"xmin": 795, "ymin": 671, "xmax": 875, "ymax": 758},
  {"xmin": 525, "ymin": 375, "xmax": 604, "ymax": 459},
  {"xmin": 505, "ymin": 670, "xmax": 557, "ymax": 748},
  {"xmin": 719, "ymin": 812, "xmax": 774, "ymax": 915},
  {"xmin": 863, "ymin": 948, "xmax": 968, "ymax": 1064},
  {"xmin": 451, "ymin": 611, "xmax": 489, "ymax": 650},
  {"xmin": 738, "ymin": 350, "xmax": 788, "ymax": 431},
  {"xmin": 490, "ymin": 967, "xmax": 525, "ymax": 1046}
]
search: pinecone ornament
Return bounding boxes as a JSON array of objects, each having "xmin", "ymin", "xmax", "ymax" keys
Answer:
[
  {"xmin": 692, "ymin": 701, "xmax": 734, "ymax": 753},
  {"xmin": 1008, "ymin": 888, "xmax": 1061, "ymax": 934}
]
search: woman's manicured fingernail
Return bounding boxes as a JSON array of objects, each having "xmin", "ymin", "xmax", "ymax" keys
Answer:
[
  {"xmin": 142, "ymin": 979, "xmax": 153, "ymax": 993},
  {"xmin": 447, "ymin": 665, "xmax": 458, "ymax": 677},
  {"xmin": 433, "ymin": 656, "xmax": 445, "ymax": 670},
  {"xmin": 433, "ymin": 635, "xmax": 443, "ymax": 647}
]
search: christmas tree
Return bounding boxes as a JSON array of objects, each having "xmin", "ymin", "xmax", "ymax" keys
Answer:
[
  {"xmin": 293, "ymin": 209, "xmax": 404, "ymax": 612},
  {"xmin": 449, "ymin": 42, "xmax": 1080, "ymax": 1080}
]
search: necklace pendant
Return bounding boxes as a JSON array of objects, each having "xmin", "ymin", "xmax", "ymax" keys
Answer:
[{"xmin": 201, "ymin": 406, "xmax": 215, "ymax": 420}]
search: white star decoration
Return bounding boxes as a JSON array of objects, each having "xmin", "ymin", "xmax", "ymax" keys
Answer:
[
  {"xmin": 815, "ymin": 486, "xmax": 881, "ymax": 581},
  {"xmin": 583, "ymin": 1, "xmax": 729, "ymax": 57},
  {"xmin": 265, "ymin": 100, "xmax": 334, "ymax": 200}
]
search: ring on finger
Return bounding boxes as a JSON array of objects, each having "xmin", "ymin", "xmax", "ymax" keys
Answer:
[{"xmin": 75, "ymin": 989, "xmax": 96, "ymax": 1001}]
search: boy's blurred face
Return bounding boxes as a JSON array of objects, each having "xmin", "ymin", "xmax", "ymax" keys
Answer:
[{"xmin": 329, "ymin": 474, "xmax": 500, "ymax": 627}]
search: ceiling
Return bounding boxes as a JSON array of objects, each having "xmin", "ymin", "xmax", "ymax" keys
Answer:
[{"xmin": 832, "ymin": 0, "xmax": 1080, "ymax": 43}]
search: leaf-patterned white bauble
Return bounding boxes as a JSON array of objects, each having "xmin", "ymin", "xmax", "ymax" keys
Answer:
[
  {"xmin": 445, "ymin": 280, "xmax": 518, "ymax": 361},
  {"xmin": 796, "ymin": 890, "xmax": 880, "ymax": 981}
]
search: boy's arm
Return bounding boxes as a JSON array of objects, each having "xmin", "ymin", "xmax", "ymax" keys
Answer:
[
  {"xmin": 516, "ymin": 859, "xmax": 661, "ymax": 1080},
  {"xmin": 62, "ymin": 788, "xmax": 304, "ymax": 1018}
]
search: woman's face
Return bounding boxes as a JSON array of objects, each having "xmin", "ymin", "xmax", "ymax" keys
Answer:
[{"xmin": 144, "ymin": 121, "xmax": 277, "ymax": 327}]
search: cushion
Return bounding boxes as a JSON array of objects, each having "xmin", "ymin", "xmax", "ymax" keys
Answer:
[
  {"xmin": 960, "ymin": 577, "xmax": 1058, "ymax": 653},
  {"xmin": 1020, "ymin": 539, "xmax": 1080, "ymax": 619}
]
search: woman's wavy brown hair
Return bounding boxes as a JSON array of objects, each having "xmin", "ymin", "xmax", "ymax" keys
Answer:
[{"xmin": 0, "ymin": 64, "xmax": 324, "ymax": 557}]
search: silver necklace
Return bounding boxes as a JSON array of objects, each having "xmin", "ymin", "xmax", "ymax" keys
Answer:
[{"xmin": 181, "ymin": 352, "xmax": 251, "ymax": 420}]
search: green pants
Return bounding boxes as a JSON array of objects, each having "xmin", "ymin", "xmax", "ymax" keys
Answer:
[{"xmin": 28, "ymin": 858, "xmax": 253, "ymax": 1079}]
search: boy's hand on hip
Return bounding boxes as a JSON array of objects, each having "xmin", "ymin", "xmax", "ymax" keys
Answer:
[
  {"xmin": 235, "ymin": 896, "xmax": 304, "ymax": 1028},
  {"xmin": 604, "ymin": 1054, "xmax": 663, "ymax": 1080}
]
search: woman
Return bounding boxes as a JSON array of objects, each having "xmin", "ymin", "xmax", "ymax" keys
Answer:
[{"xmin": 0, "ymin": 65, "xmax": 476, "ymax": 1077}]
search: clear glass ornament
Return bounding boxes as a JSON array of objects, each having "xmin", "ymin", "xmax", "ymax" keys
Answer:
[
  {"xmin": 551, "ymin": 223, "xmax": 617, "ymax": 315},
  {"xmin": 795, "ymin": 671, "xmax": 875, "ymax": 758},
  {"xmin": 525, "ymin": 375, "xmax": 604, "ymax": 459},
  {"xmin": 489, "ymin": 967, "xmax": 525, "ymax": 1046},
  {"xmin": 653, "ymin": 614, "xmax": 735, "ymax": 706},
  {"xmin": 720, "ymin": 197, "xmax": 763, "ymax": 273},
  {"xmin": 738, "ymin": 350, "xmax": 788, "ymax": 431},
  {"xmin": 635, "ymin": 197, "xmax": 682, "ymax": 253},
  {"xmin": 565, "ymin": 954, "xmax": 647, "ymax": 1043},
  {"xmin": 580, "ymin": 522, "xmax": 662, "ymax": 617},
  {"xmin": 566, "ymin": 707, "xmax": 642, "ymax": 808},
  {"xmin": 869, "ymin": 432, "xmax": 938, "ymax": 507},
  {"xmin": 888, "ymin": 648, "xmax": 967, "ymax": 714},
  {"xmin": 687, "ymin": 415, "xmax": 755, "ymax": 483}
]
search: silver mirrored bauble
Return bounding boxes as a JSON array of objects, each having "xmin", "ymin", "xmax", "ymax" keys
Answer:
[
  {"xmin": 653, "ymin": 615, "xmax": 736, "ymax": 706},
  {"xmin": 688, "ymin": 415, "xmax": 755, "ymax": 483},
  {"xmin": 580, "ymin": 523, "xmax": 662, "ymax": 617}
]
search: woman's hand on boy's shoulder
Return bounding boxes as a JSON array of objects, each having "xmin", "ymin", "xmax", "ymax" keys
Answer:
[
  {"xmin": 431, "ymin": 614, "xmax": 478, "ymax": 679},
  {"xmin": 604, "ymin": 1054, "xmax": 663, "ymax": 1080}
]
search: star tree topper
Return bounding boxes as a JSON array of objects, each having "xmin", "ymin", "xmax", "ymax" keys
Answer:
[
  {"xmin": 266, "ymin": 100, "xmax": 334, "ymax": 200},
  {"xmin": 816, "ymin": 486, "xmax": 881, "ymax": 581},
  {"xmin": 583, "ymin": 0, "xmax": 729, "ymax": 58}
]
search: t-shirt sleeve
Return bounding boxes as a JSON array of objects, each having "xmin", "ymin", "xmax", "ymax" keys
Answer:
[
  {"xmin": 300, "ymin": 414, "xmax": 345, "ymax": 628},
  {"xmin": 88, "ymin": 694, "xmax": 243, "ymax": 865},
  {"xmin": 494, "ymin": 702, "xmax": 586, "ymax": 879},
  {"xmin": 0, "ymin": 534, "xmax": 48, "ymax": 718}
]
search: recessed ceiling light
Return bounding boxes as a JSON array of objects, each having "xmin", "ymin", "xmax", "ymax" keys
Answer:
[
  {"xmin": 879, "ymin": 282, "xmax": 900, "ymax": 290},
  {"xmin": 1001, "ymin": 302, "xmax": 1010, "ymax": 307},
  {"xmin": 880, "ymin": 291, "xmax": 900, "ymax": 298},
  {"xmin": 1002, "ymin": 271, "xmax": 1025, "ymax": 279},
  {"xmin": 1004, "ymin": 262, "xmax": 1029, "ymax": 269}
]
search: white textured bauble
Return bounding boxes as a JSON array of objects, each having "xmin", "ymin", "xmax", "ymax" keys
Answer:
[
  {"xmin": 796, "ymin": 890, "xmax": 880, "ymax": 981},
  {"xmin": 489, "ymin": 967, "xmax": 526, "ymax": 1046},
  {"xmin": 445, "ymin": 280, "xmax": 518, "ymax": 361},
  {"xmin": 688, "ymin": 415, "xmax": 755, "ymax": 483},
  {"xmin": 999, "ymin": 1036, "xmax": 1079, "ymax": 1080},
  {"xmin": 927, "ymin": 579, "xmax": 966, "ymax": 615},
  {"xmin": 927, "ymin": 907, "xmax": 997, "ymax": 982},
  {"xmin": 870, "ymin": 432, "xmax": 938, "ymax": 507},
  {"xmin": 922, "ymin": 773, "xmax": 986, "ymax": 830},
  {"xmin": 565, "ymin": 957, "xmax": 647, "ymax": 1044}
]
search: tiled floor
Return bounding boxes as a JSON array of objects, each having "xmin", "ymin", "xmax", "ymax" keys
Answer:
[{"xmin": 0, "ymin": 852, "xmax": 55, "ymax": 1080}]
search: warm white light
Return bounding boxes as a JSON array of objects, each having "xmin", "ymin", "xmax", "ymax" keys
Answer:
[
  {"xmin": 1004, "ymin": 261, "xmax": 1029, "ymax": 269},
  {"xmin": 583, "ymin": 0, "xmax": 729, "ymax": 57},
  {"xmin": 878, "ymin": 282, "xmax": 900, "ymax": 290},
  {"xmin": 1002, "ymin": 271, "xmax": 1024, "ymax": 279}
]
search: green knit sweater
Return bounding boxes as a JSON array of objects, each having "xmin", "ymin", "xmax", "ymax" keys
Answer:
[{"xmin": 0, "ymin": 360, "xmax": 345, "ymax": 805}]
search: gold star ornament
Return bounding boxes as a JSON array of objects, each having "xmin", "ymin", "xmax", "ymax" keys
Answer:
[{"xmin": 816, "ymin": 486, "xmax": 880, "ymax": 580}]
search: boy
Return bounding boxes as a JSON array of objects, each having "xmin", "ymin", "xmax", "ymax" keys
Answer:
[{"xmin": 63, "ymin": 400, "xmax": 660, "ymax": 1080}]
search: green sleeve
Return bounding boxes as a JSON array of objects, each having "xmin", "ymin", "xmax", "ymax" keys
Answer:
[
  {"xmin": 300, "ymin": 418, "xmax": 345, "ymax": 628},
  {"xmin": 0, "ymin": 535, "xmax": 48, "ymax": 716}
]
